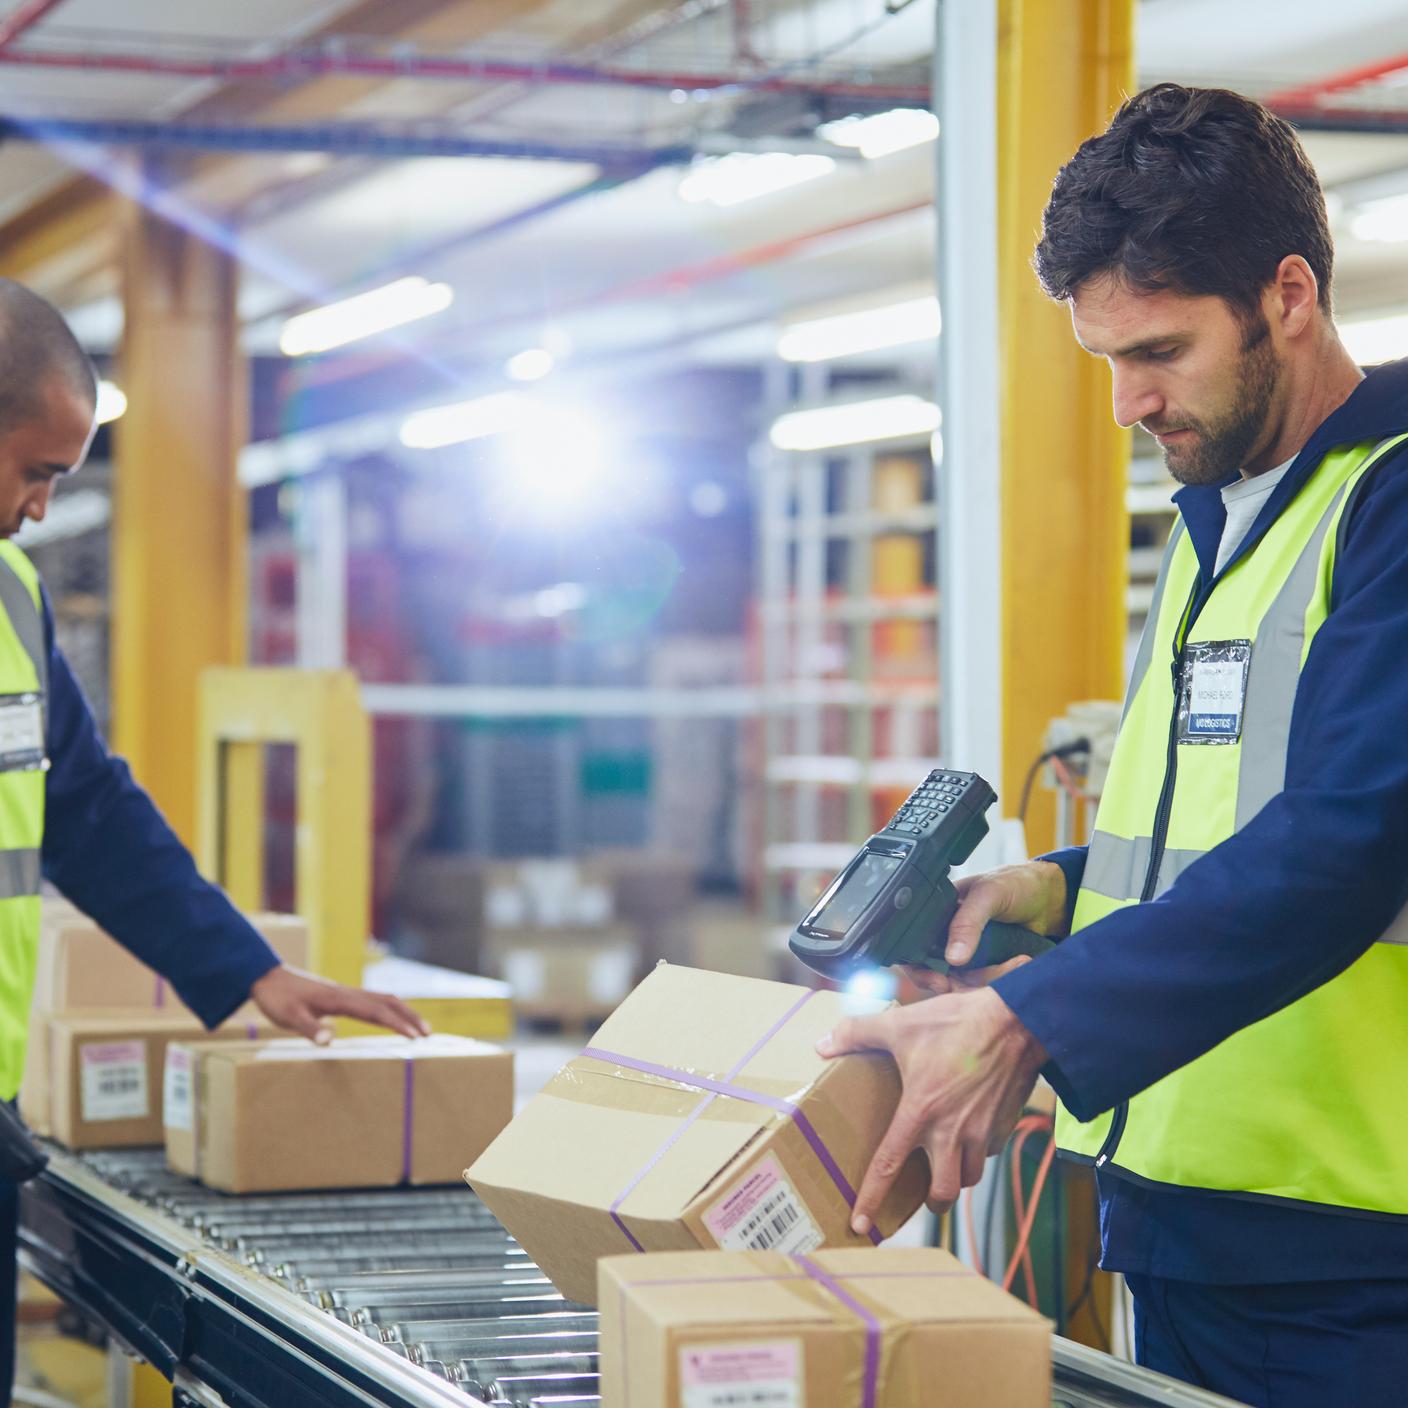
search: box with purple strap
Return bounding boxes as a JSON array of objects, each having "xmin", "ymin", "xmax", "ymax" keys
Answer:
[
  {"xmin": 466, "ymin": 965, "xmax": 929, "ymax": 1306},
  {"xmin": 600, "ymin": 1247, "xmax": 1050, "ymax": 1408}
]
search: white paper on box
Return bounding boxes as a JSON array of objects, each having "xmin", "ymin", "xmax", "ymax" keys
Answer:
[
  {"xmin": 79, "ymin": 1040, "xmax": 149, "ymax": 1121},
  {"xmin": 163, "ymin": 1047, "xmax": 193, "ymax": 1131},
  {"xmin": 681, "ymin": 1340, "xmax": 801, "ymax": 1408},
  {"xmin": 703, "ymin": 1153, "xmax": 823, "ymax": 1255}
]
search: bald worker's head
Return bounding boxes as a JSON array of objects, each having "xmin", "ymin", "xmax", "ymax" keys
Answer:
[{"xmin": 0, "ymin": 281, "xmax": 98, "ymax": 539}]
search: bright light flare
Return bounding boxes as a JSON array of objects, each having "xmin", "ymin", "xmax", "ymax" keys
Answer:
[
  {"xmin": 1339, "ymin": 313, "xmax": 1408, "ymax": 366},
  {"xmin": 506, "ymin": 347, "xmax": 555, "ymax": 382},
  {"xmin": 399, "ymin": 391, "xmax": 526, "ymax": 450},
  {"xmin": 280, "ymin": 276, "xmax": 454, "ymax": 357},
  {"xmin": 819, "ymin": 108, "xmax": 939, "ymax": 159},
  {"xmin": 678, "ymin": 152, "xmax": 835, "ymax": 207},
  {"xmin": 778, "ymin": 295, "xmax": 940, "ymax": 362},
  {"xmin": 770, "ymin": 394, "xmax": 941, "ymax": 451},
  {"xmin": 95, "ymin": 380, "xmax": 127, "ymax": 425}
]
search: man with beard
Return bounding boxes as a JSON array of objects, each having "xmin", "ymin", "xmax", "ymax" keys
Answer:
[{"xmin": 818, "ymin": 85, "xmax": 1408, "ymax": 1405}]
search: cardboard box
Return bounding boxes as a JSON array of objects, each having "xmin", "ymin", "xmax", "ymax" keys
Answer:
[
  {"xmin": 466, "ymin": 965, "xmax": 928, "ymax": 1306},
  {"xmin": 33, "ymin": 900, "xmax": 310, "ymax": 1011},
  {"xmin": 687, "ymin": 902, "xmax": 779, "ymax": 982},
  {"xmin": 44, "ymin": 1012, "xmax": 278, "ymax": 1150},
  {"xmin": 165, "ymin": 1034, "xmax": 513, "ymax": 1193},
  {"xmin": 599, "ymin": 1248, "xmax": 1051, "ymax": 1408},
  {"xmin": 485, "ymin": 926, "xmax": 638, "ymax": 1021}
]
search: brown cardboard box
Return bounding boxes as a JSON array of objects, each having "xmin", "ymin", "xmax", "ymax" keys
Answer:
[
  {"xmin": 466, "ymin": 965, "xmax": 928, "ymax": 1306},
  {"xmin": 485, "ymin": 926, "xmax": 639, "ymax": 1022},
  {"xmin": 165, "ymin": 1034, "xmax": 513, "ymax": 1193},
  {"xmin": 45, "ymin": 1012, "xmax": 278, "ymax": 1150},
  {"xmin": 687, "ymin": 902, "xmax": 779, "ymax": 982},
  {"xmin": 33, "ymin": 900, "xmax": 309, "ymax": 1011},
  {"xmin": 599, "ymin": 1248, "xmax": 1051, "ymax": 1408}
]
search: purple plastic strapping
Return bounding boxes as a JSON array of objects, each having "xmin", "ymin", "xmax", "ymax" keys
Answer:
[
  {"xmin": 583, "ymin": 995, "xmax": 882, "ymax": 1251},
  {"xmin": 245, "ymin": 1023, "xmax": 258, "ymax": 1041},
  {"xmin": 796, "ymin": 1253, "xmax": 881, "ymax": 1408},
  {"xmin": 154, "ymin": 977, "xmax": 166, "ymax": 1008},
  {"xmin": 402, "ymin": 1058, "xmax": 415, "ymax": 1184}
]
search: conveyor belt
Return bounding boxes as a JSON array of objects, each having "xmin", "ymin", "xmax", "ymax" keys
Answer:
[{"xmin": 18, "ymin": 1146, "xmax": 1246, "ymax": 1408}]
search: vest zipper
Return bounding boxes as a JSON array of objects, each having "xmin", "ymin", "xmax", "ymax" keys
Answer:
[{"xmin": 1093, "ymin": 578, "xmax": 1201, "ymax": 1172}]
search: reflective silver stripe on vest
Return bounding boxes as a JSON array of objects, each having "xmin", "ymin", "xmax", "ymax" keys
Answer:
[
  {"xmin": 0, "ymin": 848, "xmax": 39, "ymax": 898},
  {"xmin": 1122, "ymin": 518, "xmax": 1187, "ymax": 728},
  {"xmin": 1083, "ymin": 830, "xmax": 1207, "ymax": 903},
  {"xmin": 1233, "ymin": 437, "xmax": 1408, "ymax": 832},
  {"xmin": 0, "ymin": 555, "xmax": 46, "ymax": 712}
]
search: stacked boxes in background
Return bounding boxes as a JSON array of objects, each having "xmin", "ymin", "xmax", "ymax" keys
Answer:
[
  {"xmin": 467, "ymin": 965, "xmax": 929, "ymax": 1305},
  {"xmin": 600, "ymin": 1248, "xmax": 1051, "ymax": 1408},
  {"xmin": 164, "ymin": 1034, "xmax": 512, "ymax": 1193},
  {"xmin": 481, "ymin": 860, "xmax": 638, "ymax": 1026},
  {"xmin": 22, "ymin": 899, "xmax": 308, "ymax": 1148}
]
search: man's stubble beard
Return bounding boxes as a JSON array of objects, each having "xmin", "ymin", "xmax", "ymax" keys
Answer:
[{"xmin": 1160, "ymin": 317, "xmax": 1280, "ymax": 487}]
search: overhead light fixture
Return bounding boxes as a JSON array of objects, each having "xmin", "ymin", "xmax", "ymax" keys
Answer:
[
  {"xmin": 280, "ymin": 276, "xmax": 453, "ymax": 357},
  {"xmin": 506, "ymin": 347, "xmax": 555, "ymax": 382},
  {"xmin": 818, "ymin": 108, "xmax": 939, "ymax": 160},
  {"xmin": 678, "ymin": 152, "xmax": 835, "ymax": 208},
  {"xmin": 770, "ymin": 394, "xmax": 941, "ymax": 451},
  {"xmin": 95, "ymin": 380, "xmax": 127, "ymax": 425},
  {"xmin": 399, "ymin": 391, "xmax": 526, "ymax": 450},
  {"xmin": 1348, "ymin": 192, "xmax": 1408, "ymax": 243},
  {"xmin": 778, "ymin": 295, "xmax": 941, "ymax": 362},
  {"xmin": 1339, "ymin": 312, "xmax": 1408, "ymax": 366}
]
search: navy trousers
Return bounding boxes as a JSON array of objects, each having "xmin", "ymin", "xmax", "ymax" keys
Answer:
[
  {"xmin": 0, "ymin": 1175, "xmax": 15, "ymax": 1408},
  {"xmin": 1128, "ymin": 1273, "xmax": 1408, "ymax": 1408}
]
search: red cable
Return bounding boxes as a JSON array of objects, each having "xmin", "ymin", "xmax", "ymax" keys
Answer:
[{"xmin": 1009, "ymin": 1125, "xmax": 1040, "ymax": 1303}]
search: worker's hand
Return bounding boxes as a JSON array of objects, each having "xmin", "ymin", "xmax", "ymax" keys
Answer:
[
  {"xmin": 817, "ymin": 987, "xmax": 1047, "ymax": 1228},
  {"xmin": 248, "ymin": 966, "xmax": 431, "ymax": 1045},
  {"xmin": 902, "ymin": 860, "xmax": 1067, "ymax": 997}
]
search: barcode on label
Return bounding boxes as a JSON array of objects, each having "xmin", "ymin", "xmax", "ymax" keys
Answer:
[
  {"xmin": 735, "ymin": 1190, "xmax": 800, "ymax": 1251},
  {"xmin": 704, "ymin": 1153, "xmax": 823, "ymax": 1256},
  {"xmin": 163, "ymin": 1048, "xmax": 194, "ymax": 1131},
  {"xmin": 79, "ymin": 1041, "xmax": 149, "ymax": 1122}
]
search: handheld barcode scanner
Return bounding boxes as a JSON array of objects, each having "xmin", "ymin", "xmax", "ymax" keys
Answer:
[{"xmin": 789, "ymin": 769, "xmax": 1056, "ymax": 981}]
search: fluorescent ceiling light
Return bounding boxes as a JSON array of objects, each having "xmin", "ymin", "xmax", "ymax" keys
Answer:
[
  {"xmin": 506, "ymin": 347, "xmax": 555, "ymax": 382},
  {"xmin": 399, "ymin": 391, "xmax": 527, "ymax": 450},
  {"xmin": 770, "ymin": 395, "xmax": 942, "ymax": 451},
  {"xmin": 280, "ymin": 276, "xmax": 453, "ymax": 357},
  {"xmin": 819, "ymin": 108, "xmax": 939, "ymax": 159},
  {"xmin": 1348, "ymin": 192, "xmax": 1408, "ymax": 243},
  {"xmin": 95, "ymin": 380, "xmax": 127, "ymax": 425},
  {"xmin": 678, "ymin": 152, "xmax": 835, "ymax": 207},
  {"xmin": 778, "ymin": 295, "xmax": 940, "ymax": 362},
  {"xmin": 1339, "ymin": 312, "xmax": 1408, "ymax": 366}
]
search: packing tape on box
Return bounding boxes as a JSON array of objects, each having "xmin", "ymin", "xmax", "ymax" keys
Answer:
[
  {"xmin": 583, "ymin": 989, "xmax": 884, "ymax": 1250},
  {"xmin": 617, "ymin": 1262, "xmax": 971, "ymax": 1408}
]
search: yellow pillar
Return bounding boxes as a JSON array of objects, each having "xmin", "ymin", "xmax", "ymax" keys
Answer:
[
  {"xmin": 112, "ymin": 197, "xmax": 248, "ymax": 846},
  {"xmin": 998, "ymin": 0, "xmax": 1134, "ymax": 853}
]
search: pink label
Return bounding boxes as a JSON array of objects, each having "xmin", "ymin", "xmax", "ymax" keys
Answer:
[
  {"xmin": 681, "ymin": 1340, "xmax": 800, "ymax": 1404},
  {"xmin": 82, "ymin": 1041, "xmax": 144, "ymax": 1066},
  {"xmin": 703, "ymin": 1153, "xmax": 822, "ymax": 1254}
]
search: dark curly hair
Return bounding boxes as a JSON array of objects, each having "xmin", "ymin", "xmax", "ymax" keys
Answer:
[{"xmin": 1034, "ymin": 84, "xmax": 1333, "ymax": 318}]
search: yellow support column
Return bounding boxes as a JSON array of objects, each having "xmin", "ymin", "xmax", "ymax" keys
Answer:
[
  {"xmin": 112, "ymin": 197, "xmax": 248, "ymax": 846},
  {"xmin": 998, "ymin": 0, "xmax": 1134, "ymax": 853}
]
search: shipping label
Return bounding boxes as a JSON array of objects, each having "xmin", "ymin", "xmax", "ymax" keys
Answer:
[
  {"xmin": 163, "ymin": 1047, "xmax": 193, "ymax": 1131},
  {"xmin": 79, "ymin": 1040, "xmax": 149, "ymax": 1122},
  {"xmin": 703, "ymin": 1152, "xmax": 823, "ymax": 1255},
  {"xmin": 681, "ymin": 1340, "xmax": 801, "ymax": 1408}
]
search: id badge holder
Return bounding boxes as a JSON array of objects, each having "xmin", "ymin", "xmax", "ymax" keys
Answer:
[
  {"xmin": 1177, "ymin": 641, "xmax": 1251, "ymax": 745},
  {"xmin": 0, "ymin": 693, "xmax": 47, "ymax": 772}
]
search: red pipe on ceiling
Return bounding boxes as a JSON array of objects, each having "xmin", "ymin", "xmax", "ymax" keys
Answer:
[
  {"xmin": 0, "ymin": 41, "xmax": 928, "ymax": 104},
  {"xmin": 0, "ymin": 0, "xmax": 68, "ymax": 49},
  {"xmin": 1264, "ymin": 51, "xmax": 1408, "ymax": 111}
]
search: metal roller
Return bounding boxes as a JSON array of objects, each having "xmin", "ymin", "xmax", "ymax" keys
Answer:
[
  {"xmin": 484, "ymin": 1373, "xmax": 601, "ymax": 1406},
  {"xmin": 343, "ymin": 1288, "xmax": 560, "ymax": 1328},
  {"xmin": 385, "ymin": 1312, "xmax": 599, "ymax": 1348}
]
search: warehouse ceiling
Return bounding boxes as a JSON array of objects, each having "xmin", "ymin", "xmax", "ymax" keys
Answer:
[{"xmin": 0, "ymin": 0, "xmax": 1406, "ymax": 387}]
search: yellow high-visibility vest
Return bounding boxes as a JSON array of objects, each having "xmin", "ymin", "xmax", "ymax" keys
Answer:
[
  {"xmin": 0, "ymin": 540, "xmax": 47, "ymax": 1100},
  {"xmin": 1059, "ymin": 433, "xmax": 1408, "ymax": 1214}
]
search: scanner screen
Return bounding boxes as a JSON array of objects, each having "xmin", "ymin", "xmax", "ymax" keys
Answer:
[{"xmin": 810, "ymin": 852, "xmax": 902, "ymax": 936}]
